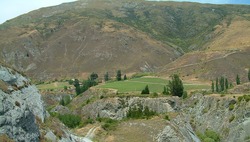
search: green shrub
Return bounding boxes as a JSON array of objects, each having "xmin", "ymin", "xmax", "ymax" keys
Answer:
[
  {"xmin": 58, "ymin": 114, "xmax": 81, "ymax": 128},
  {"xmin": 183, "ymin": 91, "xmax": 188, "ymax": 99},
  {"xmin": 244, "ymin": 95, "xmax": 250, "ymax": 102},
  {"xmin": 229, "ymin": 104, "xmax": 234, "ymax": 111},
  {"xmin": 127, "ymin": 106, "xmax": 156, "ymax": 119},
  {"xmin": 101, "ymin": 118, "xmax": 118, "ymax": 131},
  {"xmin": 205, "ymin": 129, "xmax": 220, "ymax": 142},
  {"xmin": 196, "ymin": 132, "xmax": 206, "ymax": 141},
  {"xmin": 202, "ymin": 108, "xmax": 208, "ymax": 114},
  {"xmin": 151, "ymin": 92, "xmax": 158, "ymax": 98},
  {"xmin": 238, "ymin": 96, "xmax": 243, "ymax": 102},
  {"xmin": 64, "ymin": 86, "xmax": 67, "ymax": 90},
  {"xmin": 196, "ymin": 129, "xmax": 220, "ymax": 142},
  {"xmin": 164, "ymin": 114, "xmax": 170, "ymax": 121},
  {"xmin": 60, "ymin": 95, "xmax": 71, "ymax": 106},
  {"xmin": 229, "ymin": 115, "xmax": 235, "ymax": 122},
  {"xmin": 238, "ymin": 95, "xmax": 250, "ymax": 103}
]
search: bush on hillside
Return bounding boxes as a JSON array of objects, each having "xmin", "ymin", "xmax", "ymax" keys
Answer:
[
  {"xmin": 58, "ymin": 114, "xmax": 81, "ymax": 128},
  {"xmin": 59, "ymin": 95, "xmax": 71, "ymax": 106},
  {"xmin": 127, "ymin": 105, "xmax": 156, "ymax": 119},
  {"xmin": 197, "ymin": 129, "xmax": 220, "ymax": 142}
]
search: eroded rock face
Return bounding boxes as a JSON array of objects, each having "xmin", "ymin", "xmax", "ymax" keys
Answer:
[
  {"xmin": 185, "ymin": 94, "xmax": 250, "ymax": 142},
  {"xmin": 0, "ymin": 65, "xmax": 46, "ymax": 141},
  {"xmin": 81, "ymin": 97, "xmax": 176, "ymax": 120}
]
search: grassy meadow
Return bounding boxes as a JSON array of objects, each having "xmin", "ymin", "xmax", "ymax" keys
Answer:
[
  {"xmin": 36, "ymin": 81, "xmax": 73, "ymax": 90},
  {"xmin": 97, "ymin": 77, "xmax": 210, "ymax": 93}
]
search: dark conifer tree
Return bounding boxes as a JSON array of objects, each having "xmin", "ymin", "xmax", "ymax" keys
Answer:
[
  {"xmin": 124, "ymin": 74, "xmax": 127, "ymax": 80},
  {"xmin": 211, "ymin": 81, "xmax": 214, "ymax": 93},
  {"xmin": 225, "ymin": 78, "xmax": 229, "ymax": 90},
  {"xmin": 216, "ymin": 78, "xmax": 219, "ymax": 92},
  {"xmin": 220, "ymin": 76, "xmax": 225, "ymax": 92},
  {"xmin": 116, "ymin": 70, "xmax": 122, "ymax": 81},
  {"xmin": 104, "ymin": 72, "xmax": 109, "ymax": 82},
  {"xmin": 236, "ymin": 74, "xmax": 240, "ymax": 85},
  {"xmin": 168, "ymin": 74, "xmax": 184, "ymax": 97}
]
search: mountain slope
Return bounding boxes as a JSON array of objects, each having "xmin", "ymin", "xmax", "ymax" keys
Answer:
[
  {"xmin": 159, "ymin": 16, "xmax": 250, "ymax": 81},
  {"xmin": 0, "ymin": 0, "xmax": 250, "ymax": 80}
]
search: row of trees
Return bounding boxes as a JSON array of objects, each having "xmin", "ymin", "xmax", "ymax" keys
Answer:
[
  {"xmin": 70, "ymin": 70, "xmax": 127, "ymax": 95},
  {"xmin": 69, "ymin": 72, "xmax": 99, "ymax": 95},
  {"xmin": 211, "ymin": 72, "xmax": 249, "ymax": 93},
  {"xmin": 104, "ymin": 70, "xmax": 127, "ymax": 82}
]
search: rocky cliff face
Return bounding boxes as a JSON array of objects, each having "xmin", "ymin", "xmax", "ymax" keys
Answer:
[
  {"xmin": 184, "ymin": 94, "xmax": 250, "ymax": 142},
  {"xmin": 0, "ymin": 65, "xmax": 46, "ymax": 141},
  {"xmin": 73, "ymin": 89, "xmax": 249, "ymax": 142},
  {"xmin": 81, "ymin": 97, "xmax": 177, "ymax": 120}
]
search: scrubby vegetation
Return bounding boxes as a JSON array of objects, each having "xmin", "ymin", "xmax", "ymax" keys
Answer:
[
  {"xmin": 58, "ymin": 114, "xmax": 81, "ymax": 128},
  {"xmin": 99, "ymin": 118, "xmax": 119, "ymax": 131},
  {"xmin": 229, "ymin": 115, "xmax": 235, "ymax": 122},
  {"xmin": 238, "ymin": 94, "xmax": 250, "ymax": 103},
  {"xmin": 59, "ymin": 95, "xmax": 71, "ymax": 106},
  {"xmin": 197, "ymin": 129, "xmax": 220, "ymax": 142},
  {"xmin": 127, "ymin": 105, "xmax": 156, "ymax": 119},
  {"xmin": 229, "ymin": 104, "xmax": 235, "ymax": 111}
]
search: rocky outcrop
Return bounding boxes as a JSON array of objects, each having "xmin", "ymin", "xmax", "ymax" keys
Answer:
[
  {"xmin": 81, "ymin": 97, "xmax": 177, "ymax": 120},
  {"xmin": 0, "ymin": 65, "xmax": 46, "ymax": 141},
  {"xmin": 184, "ymin": 94, "xmax": 250, "ymax": 142}
]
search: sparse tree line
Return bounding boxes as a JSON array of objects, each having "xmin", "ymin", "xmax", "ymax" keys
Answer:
[
  {"xmin": 105, "ymin": 70, "xmax": 127, "ymax": 82},
  {"xmin": 69, "ymin": 73, "xmax": 99, "ymax": 95},
  {"xmin": 70, "ymin": 70, "xmax": 127, "ymax": 95},
  {"xmin": 211, "ymin": 70, "xmax": 250, "ymax": 93}
]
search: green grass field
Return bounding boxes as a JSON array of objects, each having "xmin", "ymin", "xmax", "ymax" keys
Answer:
[
  {"xmin": 97, "ymin": 77, "xmax": 210, "ymax": 93},
  {"xmin": 36, "ymin": 82, "xmax": 73, "ymax": 90}
]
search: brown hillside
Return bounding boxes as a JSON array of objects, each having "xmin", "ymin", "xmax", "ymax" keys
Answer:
[
  {"xmin": 0, "ymin": 0, "xmax": 250, "ymax": 80},
  {"xmin": 0, "ymin": 18, "xmax": 178, "ymax": 80},
  {"xmin": 159, "ymin": 17, "xmax": 250, "ymax": 82}
]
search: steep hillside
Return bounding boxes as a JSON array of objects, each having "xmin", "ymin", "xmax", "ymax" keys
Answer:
[
  {"xmin": 49, "ymin": 88, "xmax": 250, "ymax": 142},
  {"xmin": 0, "ymin": 63, "xmax": 98, "ymax": 142},
  {"xmin": 160, "ymin": 16, "xmax": 250, "ymax": 81},
  {"xmin": 0, "ymin": 0, "xmax": 250, "ymax": 80}
]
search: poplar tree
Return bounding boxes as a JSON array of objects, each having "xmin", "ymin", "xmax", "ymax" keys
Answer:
[
  {"xmin": 236, "ymin": 74, "xmax": 240, "ymax": 85},
  {"xmin": 104, "ymin": 72, "xmax": 109, "ymax": 82},
  {"xmin": 116, "ymin": 70, "xmax": 122, "ymax": 81},
  {"xmin": 225, "ymin": 78, "xmax": 229, "ymax": 90},
  {"xmin": 220, "ymin": 76, "xmax": 225, "ymax": 92},
  {"xmin": 216, "ymin": 78, "xmax": 219, "ymax": 92},
  {"xmin": 211, "ymin": 81, "xmax": 214, "ymax": 92}
]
